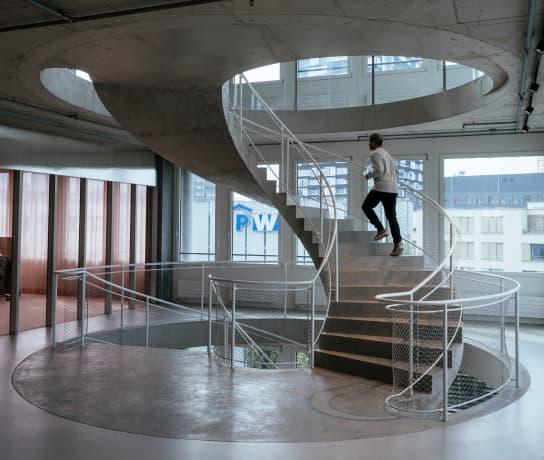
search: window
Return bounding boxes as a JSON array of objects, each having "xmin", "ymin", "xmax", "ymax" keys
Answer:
[
  {"xmin": 458, "ymin": 241, "xmax": 475, "ymax": 260},
  {"xmin": 180, "ymin": 171, "xmax": 216, "ymax": 261},
  {"xmin": 232, "ymin": 193, "xmax": 278, "ymax": 262},
  {"xmin": 481, "ymin": 216, "xmax": 503, "ymax": 234},
  {"xmin": 481, "ymin": 242, "xmax": 503, "ymax": 261},
  {"xmin": 531, "ymin": 244, "xmax": 544, "ymax": 261},
  {"xmin": 527, "ymin": 215, "xmax": 544, "ymax": 233},
  {"xmin": 452, "ymin": 217, "xmax": 474, "ymax": 234},
  {"xmin": 297, "ymin": 162, "xmax": 349, "ymax": 219},
  {"xmin": 297, "ymin": 56, "xmax": 349, "ymax": 78},
  {"xmin": 368, "ymin": 56, "xmax": 423, "ymax": 72}
]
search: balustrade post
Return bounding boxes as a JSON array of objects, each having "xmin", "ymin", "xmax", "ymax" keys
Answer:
[
  {"xmin": 208, "ymin": 277, "xmax": 213, "ymax": 354},
  {"xmin": 515, "ymin": 291, "xmax": 520, "ymax": 388},
  {"xmin": 80, "ymin": 272, "xmax": 86, "ymax": 348},
  {"xmin": 145, "ymin": 296, "xmax": 150, "ymax": 348},
  {"xmin": 310, "ymin": 281, "xmax": 315, "ymax": 368},
  {"xmin": 239, "ymin": 77, "xmax": 243, "ymax": 139},
  {"xmin": 283, "ymin": 262, "xmax": 288, "ymax": 318},
  {"xmin": 335, "ymin": 229, "xmax": 339, "ymax": 302},
  {"xmin": 200, "ymin": 264, "xmax": 205, "ymax": 320},
  {"xmin": 500, "ymin": 278, "xmax": 505, "ymax": 353},
  {"xmin": 120, "ymin": 266, "xmax": 125, "ymax": 329},
  {"xmin": 442, "ymin": 303, "xmax": 449, "ymax": 422},
  {"xmin": 231, "ymin": 283, "xmax": 237, "ymax": 369},
  {"xmin": 409, "ymin": 293, "xmax": 414, "ymax": 397},
  {"xmin": 51, "ymin": 272, "xmax": 58, "ymax": 349},
  {"xmin": 319, "ymin": 174, "xmax": 324, "ymax": 241}
]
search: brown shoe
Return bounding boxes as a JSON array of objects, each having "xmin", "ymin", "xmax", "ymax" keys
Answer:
[
  {"xmin": 374, "ymin": 229, "xmax": 388, "ymax": 241},
  {"xmin": 390, "ymin": 243, "xmax": 404, "ymax": 257}
]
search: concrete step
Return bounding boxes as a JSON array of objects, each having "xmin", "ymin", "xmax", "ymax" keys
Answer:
[
  {"xmin": 313, "ymin": 230, "xmax": 376, "ymax": 244},
  {"xmin": 318, "ymin": 332, "xmax": 453, "ymax": 367},
  {"xmin": 320, "ymin": 241, "xmax": 393, "ymax": 257},
  {"xmin": 314, "ymin": 349, "xmax": 434, "ymax": 392},
  {"xmin": 328, "ymin": 300, "xmax": 390, "ymax": 318},
  {"xmin": 318, "ymin": 254, "xmax": 425, "ymax": 270},
  {"xmin": 338, "ymin": 284, "xmax": 450, "ymax": 301},
  {"xmin": 323, "ymin": 316, "xmax": 462, "ymax": 343},
  {"xmin": 329, "ymin": 268, "xmax": 432, "ymax": 285}
]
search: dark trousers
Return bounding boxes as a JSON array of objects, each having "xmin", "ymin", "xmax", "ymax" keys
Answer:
[{"xmin": 362, "ymin": 190, "xmax": 402, "ymax": 244}]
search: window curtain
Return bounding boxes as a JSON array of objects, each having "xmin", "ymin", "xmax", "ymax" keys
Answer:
[
  {"xmin": 20, "ymin": 172, "xmax": 49, "ymax": 295},
  {"xmin": 85, "ymin": 180, "xmax": 106, "ymax": 311},
  {"xmin": 112, "ymin": 183, "xmax": 131, "ymax": 291},
  {"xmin": 55, "ymin": 177, "xmax": 80, "ymax": 297},
  {"xmin": 135, "ymin": 185, "xmax": 147, "ymax": 291},
  {"xmin": 19, "ymin": 172, "xmax": 49, "ymax": 331}
]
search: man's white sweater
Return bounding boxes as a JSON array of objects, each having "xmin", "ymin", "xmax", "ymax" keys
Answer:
[{"xmin": 365, "ymin": 147, "xmax": 398, "ymax": 194}]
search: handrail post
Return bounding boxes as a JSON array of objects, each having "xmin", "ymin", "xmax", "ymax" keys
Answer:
[
  {"xmin": 335, "ymin": 228, "xmax": 339, "ymax": 302},
  {"xmin": 409, "ymin": 293, "xmax": 414, "ymax": 397},
  {"xmin": 239, "ymin": 77, "xmax": 243, "ymax": 139},
  {"xmin": 208, "ymin": 277, "xmax": 213, "ymax": 354},
  {"xmin": 449, "ymin": 225, "xmax": 454, "ymax": 299},
  {"xmin": 500, "ymin": 278, "xmax": 505, "ymax": 353},
  {"xmin": 310, "ymin": 281, "xmax": 315, "ymax": 368},
  {"xmin": 145, "ymin": 296, "xmax": 150, "ymax": 348},
  {"xmin": 319, "ymin": 173, "xmax": 324, "ymax": 241},
  {"xmin": 283, "ymin": 262, "xmax": 288, "ymax": 318},
  {"xmin": 442, "ymin": 303, "xmax": 449, "ymax": 422},
  {"xmin": 200, "ymin": 264, "xmax": 205, "ymax": 320},
  {"xmin": 120, "ymin": 265, "xmax": 125, "ymax": 329},
  {"xmin": 515, "ymin": 291, "xmax": 520, "ymax": 388},
  {"xmin": 51, "ymin": 272, "xmax": 58, "ymax": 349},
  {"xmin": 280, "ymin": 126, "xmax": 285, "ymax": 193},
  {"xmin": 80, "ymin": 272, "xmax": 86, "ymax": 348},
  {"xmin": 231, "ymin": 283, "xmax": 237, "ymax": 369}
]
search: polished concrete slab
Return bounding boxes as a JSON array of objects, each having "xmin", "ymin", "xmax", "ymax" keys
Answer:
[
  {"xmin": 12, "ymin": 339, "xmax": 527, "ymax": 443},
  {"xmin": 0, "ymin": 325, "xmax": 542, "ymax": 460},
  {"xmin": 12, "ymin": 344, "xmax": 432, "ymax": 442}
]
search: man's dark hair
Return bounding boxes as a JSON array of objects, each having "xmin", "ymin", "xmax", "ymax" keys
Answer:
[{"xmin": 369, "ymin": 133, "xmax": 384, "ymax": 146}]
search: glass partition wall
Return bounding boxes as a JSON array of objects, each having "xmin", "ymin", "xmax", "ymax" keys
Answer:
[{"xmin": 0, "ymin": 170, "xmax": 12, "ymax": 335}]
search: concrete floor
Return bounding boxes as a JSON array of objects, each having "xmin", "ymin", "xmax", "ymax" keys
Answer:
[{"xmin": 0, "ymin": 325, "xmax": 542, "ymax": 459}]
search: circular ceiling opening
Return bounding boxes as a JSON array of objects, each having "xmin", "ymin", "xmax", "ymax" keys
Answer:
[{"xmin": 227, "ymin": 55, "xmax": 491, "ymax": 111}]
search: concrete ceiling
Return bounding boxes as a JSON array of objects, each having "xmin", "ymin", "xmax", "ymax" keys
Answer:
[{"xmin": 0, "ymin": 0, "xmax": 542, "ymax": 191}]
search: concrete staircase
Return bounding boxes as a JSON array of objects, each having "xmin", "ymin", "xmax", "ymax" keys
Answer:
[
  {"xmin": 314, "ymin": 230, "xmax": 461, "ymax": 390},
  {"xmin": 226, "ymin": 96, "xmax": 462, "ymax": 394}
]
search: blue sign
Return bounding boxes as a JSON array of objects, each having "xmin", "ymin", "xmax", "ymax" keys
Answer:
[{"xmin": 233, "ymin": 204, "xmax": 279, "ymax": 232}]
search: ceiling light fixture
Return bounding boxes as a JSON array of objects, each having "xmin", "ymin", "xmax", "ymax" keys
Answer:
[
  {"xmin": 529, "ymin": 82, "xmax": 540, "ymax": 93},
  {"xmin": 524, "ymin": 105, "xmax": 534, "ymax": 115}
]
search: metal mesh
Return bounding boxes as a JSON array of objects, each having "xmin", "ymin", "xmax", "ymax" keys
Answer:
[
  {"xmin": 210, "ymin": 280, "xmax": 315, "ymax": 369},
  {"xmin": 386, "ymin": 270, "xmax": 515, "ymax": 416}
]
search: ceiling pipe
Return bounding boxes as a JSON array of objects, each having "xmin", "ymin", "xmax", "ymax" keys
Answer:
[
  {"xmin": 516, "ymin": 0, "xmax": 538, "ymax": 131},
  {"xmin": 0, "ymin": 0, "xmax": 225, "ymax": 33}
]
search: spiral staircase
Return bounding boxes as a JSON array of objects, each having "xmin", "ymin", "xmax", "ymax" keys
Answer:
[{"xmin": 222, "ymin": 76, "xmax": 463, "ymax": 394}]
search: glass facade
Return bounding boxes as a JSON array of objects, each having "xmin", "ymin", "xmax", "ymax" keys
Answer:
[
  {"xmin": 444, "ymin": 156, "xmax": 544, "ymax": 272},
  {"xmin": 232, "ymin": 193, "xmax": 279, "ymax": 262},
  {"xmin": 297, "ymin": 56, "xmax": 349, "ymax": 78},
  {"xmin": 180, "ymin": 171, "xmax": 216, "ymax": 261}
]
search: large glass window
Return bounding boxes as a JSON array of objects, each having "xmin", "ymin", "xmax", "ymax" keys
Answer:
[
  {"xmin": 368, "ymin": 56, "xmax": 423, "ymax": 72},
  {"xmin": 444, "ymin": 156, "xmax": 544, "ymax": 272},
  {"xmin": 297, "ymin": 56, "xmax": 349, "ymax": 78},
  {"xmin": 20, "ymin": 172, "xmax": 49, "ymax": 331},
  {"xmin": 232, "ymin": 193, "xmax": 278, "ymax": 262},
  {"xmin": 55, "ymin": 176, "xmax": 80, "ymax": 322},
  {"xmin": 180, "ymin": 171, "xmax": 216, "ymax": 261}
]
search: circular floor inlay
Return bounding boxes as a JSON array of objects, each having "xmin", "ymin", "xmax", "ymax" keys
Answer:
[{"xmin": 12, "ymin": 343, "xmax": 525, "ymax": 443}]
